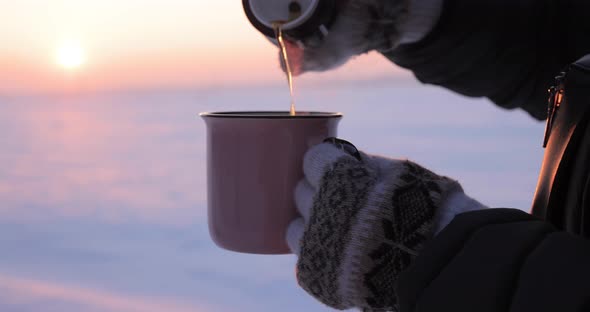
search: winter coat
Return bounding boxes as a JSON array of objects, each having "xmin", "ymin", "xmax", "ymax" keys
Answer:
[
  {"xmin": 386, "ymin": 0, "xmax": 590, "ymax": 121},
  {"xmin": 385, "ymin": 0, "xmax": 590, "ymax": 310},
  {"xmin": 398, "ymin": 209, "xmax": 590, "ymax": 312}
]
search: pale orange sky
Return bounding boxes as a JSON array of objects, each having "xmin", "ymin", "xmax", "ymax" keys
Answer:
[{"xmin": 0, "ymin": 0, "xmax": 406, "ymax": 94}]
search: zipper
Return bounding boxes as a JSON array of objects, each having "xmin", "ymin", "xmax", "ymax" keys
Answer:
[{"xmin": 543, "ymin": 67, "xmax": 570, "ymax": 148}]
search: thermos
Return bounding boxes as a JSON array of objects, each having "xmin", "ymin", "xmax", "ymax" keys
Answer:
[{"xmin": 242, "ymin": 0, "xmax": 338, "ymax": 42}]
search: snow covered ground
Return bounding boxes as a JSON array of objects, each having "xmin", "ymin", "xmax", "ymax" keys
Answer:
[{"xmin": 0, "ymin": 80, "xmax": 544, "ymax": 312}]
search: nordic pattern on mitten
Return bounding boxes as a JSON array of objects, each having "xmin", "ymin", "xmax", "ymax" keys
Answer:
[
  {"xmin": 297, "ymin": 155, "xmax": 461, "ymax": 311},
  {"xmin": 296, "ymin": 156, "xmax": 378, "ymax": 309}
]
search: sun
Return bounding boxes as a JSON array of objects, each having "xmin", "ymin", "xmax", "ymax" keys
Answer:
[{"xmin": 56, "ymin": 40, "xmax": 87, "ymax": 69}]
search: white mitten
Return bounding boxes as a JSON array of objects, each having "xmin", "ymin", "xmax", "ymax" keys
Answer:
[
  {"xmin": 284, "ymin": 0, "xmax": 443, "ymax": 74},
  {"xmin": 286, "ymin": 139, "xmax": 486, "ymax": 311}
]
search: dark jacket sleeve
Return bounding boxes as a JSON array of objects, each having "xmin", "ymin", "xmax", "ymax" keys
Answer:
[
  {"xmin": 384, "ymin": 0, "xmax": 590, "ymax": 120},
  {"xmin": 397, "ymin": 208, "xmax": 590, "ymax": 312}
]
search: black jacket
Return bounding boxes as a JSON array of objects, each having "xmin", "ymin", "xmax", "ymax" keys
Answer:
[
  {"xmin": 399, "ymin": 209, "xmax": 590, "ymax": 312},
  {"xmin": 386, "ymin": 0, "xmax": 590, "ymax": 310},
  {"xmin": 385, "ymin": 0, "xmax": 590, "ymax": 120}
]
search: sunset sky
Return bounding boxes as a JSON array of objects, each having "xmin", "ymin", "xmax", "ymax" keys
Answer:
[
  {"xmin": 0, "ymin": 2, "xmax": 548, "ymax": 311},
  {"xmin": 0, "ymin": 2, "xmax": 414, "ymax": 311},
  {"xmin": 0, "ymin": 0, "xmax": 403, "ymax": 94}
]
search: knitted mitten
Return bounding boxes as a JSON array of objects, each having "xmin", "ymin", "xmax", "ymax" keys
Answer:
[
  {"xmin": 296, "ymin": 0, "xmax": 411, "ymax": 73},
  {"xmin": 286, "ymin": 139, "xmax": 478, "ymax": 311},
  {"xmin": 284, "ymin": 0, "xmax": 443, "ymax": 74}
]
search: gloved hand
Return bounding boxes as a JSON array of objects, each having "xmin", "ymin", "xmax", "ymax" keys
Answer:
[
  {"xmin": 284, "ymin": 0, "xmax": 443, "ymax": 74},
  {"xmin": 286, "ymin": 138, "xmax": 486, "ymax": 311}
]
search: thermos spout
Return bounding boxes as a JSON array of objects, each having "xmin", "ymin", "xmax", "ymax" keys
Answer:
[{"xmin": 242, "ymin": 0, "xmax": 337, "ymax": 42}]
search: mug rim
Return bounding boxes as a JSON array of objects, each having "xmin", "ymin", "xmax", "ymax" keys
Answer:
[{"xmin": 199, "ymin": 111, "xmax": 343, "ymax": 119}]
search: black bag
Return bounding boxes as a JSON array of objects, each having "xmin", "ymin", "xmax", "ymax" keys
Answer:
[{"xmin": 532, "ymin": 54, "xmax": 590, "ymax": 238}]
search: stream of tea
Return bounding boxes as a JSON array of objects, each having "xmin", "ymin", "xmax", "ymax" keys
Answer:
[{"xmin": 272, "ymin": 23, "xmax": 296, "ymax": 116}]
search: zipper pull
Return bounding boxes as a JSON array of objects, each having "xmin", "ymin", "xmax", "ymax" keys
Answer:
[{"xmin": 543, "ymin": 69, "xmax": 568, "ymax": 148}]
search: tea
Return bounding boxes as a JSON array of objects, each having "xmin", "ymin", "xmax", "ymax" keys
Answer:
[{"xmin": 272, "ymin": 22, "xmax": 296, "ymax": 116}]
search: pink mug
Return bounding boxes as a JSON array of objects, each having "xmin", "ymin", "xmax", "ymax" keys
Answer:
[{"xmin": 200, "ymin": 111, "xmax": 342, "ymax": 254}]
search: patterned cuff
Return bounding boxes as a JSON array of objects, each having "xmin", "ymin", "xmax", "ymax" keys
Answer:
[{"xmin": 434, "ymin": 192, "xmax": 488, "ymax": 234}]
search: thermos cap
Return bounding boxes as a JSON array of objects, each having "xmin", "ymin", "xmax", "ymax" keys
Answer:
[
  {"xmin": 243, "ymin": 0, "xmax": 337, "ymax": 41},
  {"xmin": 248, "ymin": 0, "xmax": 319, "ymax": 30}
]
